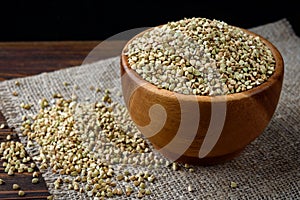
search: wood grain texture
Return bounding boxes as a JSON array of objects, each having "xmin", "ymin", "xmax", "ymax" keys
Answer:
[
  {"xmin": 0, "ymin": 41, "xmax": 127, "ymax": 81},
  {"xmin": 0, "ymin": 40, "xmax": 125, "ymax": 199},
  {"xmin": 121, "ymin": 28, "xmax": 284, "ymax": 165}
]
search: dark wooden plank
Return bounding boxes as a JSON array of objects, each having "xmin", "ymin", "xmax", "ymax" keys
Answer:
[
  {"xmin": 0, "ymin": 41, "xmax": 126, "ymax": 81},
  {"xmin": 0, "ymin": 40, "xmax": 125, "ymax": 199}
]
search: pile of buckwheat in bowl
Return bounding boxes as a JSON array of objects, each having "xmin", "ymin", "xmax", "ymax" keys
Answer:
[
  {"xmin": 121, "ymin": 17, "xmax": 283, "ymax": 165},
  {"xmin": 124, "ymin": 17, "xmax": 276, "ymax": 96}
]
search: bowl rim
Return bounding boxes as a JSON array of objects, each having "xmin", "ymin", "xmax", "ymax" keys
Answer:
[{"xmin": 121, "ymin": 25, "xmax": 284, "ymax": 103}]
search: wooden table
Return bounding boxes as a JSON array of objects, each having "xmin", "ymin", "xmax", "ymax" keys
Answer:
[{"xmin": 0, "ymin": 41, "xmax": 125, "ymax": 199}]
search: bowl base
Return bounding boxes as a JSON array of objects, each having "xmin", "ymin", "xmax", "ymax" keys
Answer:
[{"xmin": 155, "ymin": 147, "xmax": 245, "ymax": 166}]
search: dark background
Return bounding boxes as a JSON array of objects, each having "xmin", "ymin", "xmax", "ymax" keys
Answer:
[{"xmin": 0, "ymin": 0, "xmax": 299, "ymax": 41}]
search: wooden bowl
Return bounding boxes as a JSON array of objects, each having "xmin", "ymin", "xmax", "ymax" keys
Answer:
[{"xmin": 120, "ymin": 27, "xmax": 284, "ymax": 165}]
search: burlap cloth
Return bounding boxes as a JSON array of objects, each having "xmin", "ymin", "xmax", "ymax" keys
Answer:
[{"xmin": 0, "ymin": 19, "xmax": 299, "ymax": 199}]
